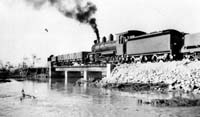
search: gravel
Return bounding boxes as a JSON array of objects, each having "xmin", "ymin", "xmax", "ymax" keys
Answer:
[{"xmin": 101, "ymin": 60, "xmax": 200, "ymax": 94}]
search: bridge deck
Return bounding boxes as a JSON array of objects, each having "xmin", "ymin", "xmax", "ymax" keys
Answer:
[{"xmin": 55, "ymin": 65, "xmax": 107, "ymax": 72}]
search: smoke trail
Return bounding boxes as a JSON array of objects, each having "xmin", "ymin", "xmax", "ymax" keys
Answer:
[
  {"xmin": 25, "ymin": 0, "xmax": 47, "ymax": 9},
  {"xmin": 89, "ymin": 18, "xmax": 100, "ymax": 42},
  {"xmin": 25, "ymin": 0, "xmax": 100, "ymax": 41}
]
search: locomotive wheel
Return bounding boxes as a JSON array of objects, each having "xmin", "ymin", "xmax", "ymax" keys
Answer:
[
  {"xmin": 189, "ymin": 55, "xmax": 195, "ymax": 61},
  {"xmin": 131, "ymin": 57, "xmax": 135, "ymax": 63},
  {"xmin": 141, "ymin": 56, "xmax": 148, "ymax": 63},
  {"xmin": 183, "ymin": 54, "xmax": 190, "ymax": 60},
  {"xmin": 197, "ymin": 54, "xmax": 200, "ymax": 61},
  {"xmin": 194, "ymin": 54, "xmax": 200, "ymax": 61},
  {"xmin": 151, "ymin": 55, "xmax": 158, "ymax": 62},
  {"xmin": 134, "ymin": 56, "xmax": 141, "ymax": 63},
  {"xmin": 169, "ymin": 54, "xmax": 173, "ymax": 61}
]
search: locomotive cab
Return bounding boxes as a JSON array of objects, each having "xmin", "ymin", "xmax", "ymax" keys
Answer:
[
  {"xmin": 116, "ymin": 35, "xmax": 126, "ymax": 56},
  {"xmin": 116, "ymin": 30, "xmax": 146, "ymax": 56},
  {"xmin": 116, "ymin": 30, "xmax": 147, "ymax": 63}
]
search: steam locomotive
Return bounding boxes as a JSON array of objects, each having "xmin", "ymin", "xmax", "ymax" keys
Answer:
[{"xmin": 48, "ymin": 29, "xmax": 200, "ymax": 66}]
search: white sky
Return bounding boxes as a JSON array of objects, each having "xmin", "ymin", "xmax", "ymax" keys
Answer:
[{"xmin": 0, "ymin": 0, "xmax": 200, "ymax": 66}]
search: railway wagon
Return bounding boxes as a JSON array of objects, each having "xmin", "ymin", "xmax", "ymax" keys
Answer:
[
  {"xmin": 125, "ymin": 29, "xmax": 184, "ymax": 61},
  {"xmin": 56, "ymin": 51, "xmax": 90, "ymax": 66},
  {"xmin": 181, "ymin": 33, "xmax": 200, "ymax": 60}
]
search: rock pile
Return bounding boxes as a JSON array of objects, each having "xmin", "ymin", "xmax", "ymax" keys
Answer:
[{"xmin": 101, "ymin": 60, "xmax": 200, "ymax": 94}]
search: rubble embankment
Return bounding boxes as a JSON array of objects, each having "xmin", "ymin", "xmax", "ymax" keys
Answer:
[{"xmin": 100, "ymin": 60, "xmax": 200, "ymax": 94}]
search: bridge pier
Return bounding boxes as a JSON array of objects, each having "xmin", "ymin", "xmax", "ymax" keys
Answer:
[
  {"xmin": 64, "ymin": 71, "xmax": 82, "ymax": 84},
  {"xmin": 107, "ymin": 64, "xmax": 111, "ymax": 78},
  {"xmin": 83, "ymin": 70, "xmax": 88, "ymax": 81},
  {"xmin": 63, "ymin": 70, "xmax": 105, "ymax": 84},
  {"xmin": 48, "ymin": 61, "xmax": 52, "ymax": 78},
  {"xmin": 65, "ymin": 71, "xmax": 68, "ymax": 85}
]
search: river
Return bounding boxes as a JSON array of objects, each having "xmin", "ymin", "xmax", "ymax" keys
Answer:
[{"xmin": 0, "ymin": 78, "xmax": 200, "ymax": 117}]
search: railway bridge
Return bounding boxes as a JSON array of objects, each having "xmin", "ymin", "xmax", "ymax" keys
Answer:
[{"xmin": 48, "ymin": 63, "xmax": 114, "ymax": 84}]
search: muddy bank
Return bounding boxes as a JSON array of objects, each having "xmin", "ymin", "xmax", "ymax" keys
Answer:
[
  {"xmin": 138, "ymin": 97, "xmax": 200, "ymax": 107},
  {"xmin": 0, "ymin": 79, "xmax": 11, "ymax": 83},
  {"xmin": 102, "ymin": 82, "xmax": 168, "ymax": 92}
]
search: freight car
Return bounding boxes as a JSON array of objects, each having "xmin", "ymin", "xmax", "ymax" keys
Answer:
[
  {"xmin": 48, "ymin": 51, "xmax": 90, "ymax": 66},
  {"xmin": 181, "ymin": 33, "xmax": 200, "ymax": 60}
]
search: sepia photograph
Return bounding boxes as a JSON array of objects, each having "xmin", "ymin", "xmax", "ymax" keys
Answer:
[{"xmin": 1, "ymin": 0, "xmax": 200, "ymax": 116}]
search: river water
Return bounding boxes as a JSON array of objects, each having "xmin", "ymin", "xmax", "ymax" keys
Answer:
[{"xmin": 0, "ymin": 79, "xmax": 200, "ymax": 117}]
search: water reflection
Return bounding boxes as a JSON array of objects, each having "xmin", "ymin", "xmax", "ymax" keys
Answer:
[
  {"xmin": 49, "ymin": 78, "xmax": 65, "ymax": 90},
  {"xmin": 0, "ymin": 79, "xmax": 200, "ymax": 117}
]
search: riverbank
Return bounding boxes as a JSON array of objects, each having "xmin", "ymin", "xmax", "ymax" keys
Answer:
[
  {"xmin": 137, "ymin": 97, "xmax": 200, "ymax": 107},
  {"xmin": 0, "ymin": 79, "xmax": 11, "ymax": 83},
  {"xmin": 96, "ymin": 60, "xmax": 200, "ymax": 106}
]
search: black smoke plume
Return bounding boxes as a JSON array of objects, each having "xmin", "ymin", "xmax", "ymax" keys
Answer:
[
  {"xmin": 25, "ymin": 0, "xmax": 100, "ymax": 41},
  {"xmin": 89, "ymin": 18, "xmax": 100, "ymax": 42}
]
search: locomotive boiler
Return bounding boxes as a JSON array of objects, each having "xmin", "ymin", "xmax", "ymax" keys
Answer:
[{"xmin": 92, "ymin": 34, "xmax": 116, "ymax": 55}]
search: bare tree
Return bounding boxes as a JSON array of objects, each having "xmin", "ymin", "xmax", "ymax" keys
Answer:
[
  {"xmin": 5, "ymin": 61, "xmax": 14, "ymax": 70},
  {"xmin": 22, "ymin": 57, "xmax": 29, "ymax": 69},
  {"xmin": 31, "ymin": 54, "xmax": 41, "ymax": 67},
  {"xmin": 32, "ymin": 54, "xmax": 37, "ymax": 67}
]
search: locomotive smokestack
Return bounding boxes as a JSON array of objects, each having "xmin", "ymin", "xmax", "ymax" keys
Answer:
[
  {"xmin": 24, "ymin": 0, "xmax": 100, "ymax": 40},
  {"xmin": 89, "ymin": 18, "xmax": 100, "ymax": 43}
]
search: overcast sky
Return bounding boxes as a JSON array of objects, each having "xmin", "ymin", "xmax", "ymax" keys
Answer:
[{"xmin": 0, "ymin": 0, "xmax": 200, "ymax": 66}]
